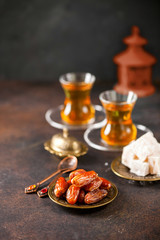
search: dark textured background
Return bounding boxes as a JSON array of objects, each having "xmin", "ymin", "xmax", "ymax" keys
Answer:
[{"xmin": 0, "ymin": 0, "xmax": 160, "ymax": 82}]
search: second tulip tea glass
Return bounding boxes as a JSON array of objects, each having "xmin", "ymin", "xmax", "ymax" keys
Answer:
[
  {"xmin": 99, "ymin": 90, "xmax": 137, "ymax": 147},
  {"xmin": 60, "ymin": 73, "xmax": 95, "ymax": 125}
]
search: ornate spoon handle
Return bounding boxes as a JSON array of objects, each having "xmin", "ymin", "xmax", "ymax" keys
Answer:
[
  {"xmin": 37, "ymin": 169, "xmax": 70, "ymax": 198},
  {"xmin": 24, "ymin": 169, "xmax": 67, "ymax": 194}
]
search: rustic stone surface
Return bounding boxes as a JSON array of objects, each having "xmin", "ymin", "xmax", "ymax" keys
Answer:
[{"xmin": 0, "ymin": 81, "xmax": 160, "ymax": 240}]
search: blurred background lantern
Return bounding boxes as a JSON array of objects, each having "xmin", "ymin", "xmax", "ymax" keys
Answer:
[{"xmin": 113, "ymin": 26, "xmax": 157, "ymax": 97}]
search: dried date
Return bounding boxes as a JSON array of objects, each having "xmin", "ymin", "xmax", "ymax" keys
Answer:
[
  {"xmin": 69, "ymin": 169, "xmax": 86, "ymax": 180},
  {"xmin": 78, "ymin": 189, "xmax": 85, "ymax": 203},
  {"xmin": 100, "ymin": 177, "xmax": 112, "ymax": 190},
  {"xmin": 71, "ymin": 171, "xmax": 98, "ymax": 187},
  {"xmin": 67, "ymin": 179, "xmax": 72, "ymax": 187},
  {"xmin": 66, "ymin": 184, "xmax": 80, "ymax": 205},
  {"xmin": 84, "ymin": 189, "xmax": 108, "ymax": 204},
  {"xmin": 54, "ymin": 177, "xmax": 69, "ymax": 198},
  {"xmin": 84, "ymin": 177, "xmax": 102, "ymax": 192}
]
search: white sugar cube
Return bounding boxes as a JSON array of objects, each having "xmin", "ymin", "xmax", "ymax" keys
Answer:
[
  {"xmin": 130, "ymin": 160, "xmax": 149, "ymax": 177},
  {"xmin": 121, "ymin": 142, "xmax": 137, "ymax": 168},
  {"xmin": 148, "ymin": 156, "xmax": 160, "ymax": 175},
  {"xmin": 121, "ymin": 132, "xmax": 160, "ymax": 177},
  {"xmin": 133, "ymin": 132, "xmax": 156, "ymax": 161},
  {"xmin": 132, "ymin": 132, "xmax": 160, "ymax": 162}
]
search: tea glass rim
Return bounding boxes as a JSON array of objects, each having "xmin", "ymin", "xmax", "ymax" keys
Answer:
[
  {"xmin": 99, "ymin": 90, "xmax": 137, "ymax": 106},
  {"xmin": 59, "ymin": 72, "xmax": 96, "ymax": 86}
]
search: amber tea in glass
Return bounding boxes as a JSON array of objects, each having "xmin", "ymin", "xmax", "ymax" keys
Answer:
[
  {"xmin": 99, "ymin": 90, "xmax": 137, "ymax": 146},
  {"xmin": 59, "ymin": 73, "xmax": 95, "ymax": 125}
]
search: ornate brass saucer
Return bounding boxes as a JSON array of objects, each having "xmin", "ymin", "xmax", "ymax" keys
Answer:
[
  {"xmin": 48, "ymin": 178, "xmax": 118, "ymax": 209},
  {"xmin": 111, "ymin": 157, "xmax": 160, "ymax": 181},
  {"xmin": 44, "ymin": 128, "xmax": 88, "ymax": 157}
]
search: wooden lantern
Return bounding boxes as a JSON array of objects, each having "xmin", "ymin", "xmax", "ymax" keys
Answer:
[{"xmin": 113, "ymin": 26, "xmax": 157, "ymax": 97}]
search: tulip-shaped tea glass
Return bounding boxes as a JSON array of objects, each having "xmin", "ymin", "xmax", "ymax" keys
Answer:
[
  {"xmin": 99, "ymin": 90, "xmax": 137, "ymax": 146},
  {"xmin": 59, "ymin": 73, "xmax": 95, "ymax": 125}
]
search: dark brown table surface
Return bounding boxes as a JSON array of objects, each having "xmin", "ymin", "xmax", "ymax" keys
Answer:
[{"xmin": 1, "ymin": 81, "xmax": 160, "ymax": 240}]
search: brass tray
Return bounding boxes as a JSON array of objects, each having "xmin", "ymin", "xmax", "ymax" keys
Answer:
[
  {"xmin": 44, "ymin": 140, "xmax": 88, "ymax": 157},
  {"xmin": 111, "ymin": 157, "xmax": 160, "ymax": 181},
  {"xmin": 48, "ymin": 179, "xmax": 118, "ymax": 209}
]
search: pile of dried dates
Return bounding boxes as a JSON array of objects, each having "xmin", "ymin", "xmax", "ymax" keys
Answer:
[{"xmin": 54, "ymin": 169, "xmax": 112, "ymax": 205}]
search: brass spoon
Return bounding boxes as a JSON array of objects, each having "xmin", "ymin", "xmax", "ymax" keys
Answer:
[{"xmin": 25, "ymin": 155, "xmax": 78, "ymax": 194}]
